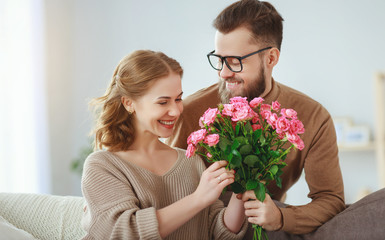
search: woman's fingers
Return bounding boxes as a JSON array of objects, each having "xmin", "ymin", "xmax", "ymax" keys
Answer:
[
  {"xmin": 216, "ymin": 170, "xmax": 235, "ymax": 183},
  {"xmin": 207, "ymin": 160, "xmax": 228, "ymax": 172}
]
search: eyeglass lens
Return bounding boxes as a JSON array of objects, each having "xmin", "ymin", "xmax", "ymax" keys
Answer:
[{"xmin": 208, "ymin": 55, "xmax": 242, "ymax": 72}]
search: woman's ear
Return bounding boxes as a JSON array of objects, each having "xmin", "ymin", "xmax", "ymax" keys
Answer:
[
  {"xmin": 265, "ymin": 47, "xmax": 280, "ymax": 68},
  {"xmin": 121, "ymin": 96, "xmax": 134, "ymax": 114}
]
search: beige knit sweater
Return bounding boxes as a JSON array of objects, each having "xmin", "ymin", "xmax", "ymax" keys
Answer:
[{"xmin": 81, "ymin": 148, "xmax": 247, "ymax": 239}]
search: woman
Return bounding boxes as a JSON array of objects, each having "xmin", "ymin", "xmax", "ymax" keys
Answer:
[{"xmin": 81, "ymin": 50, "xmax": 247, "ymax": 239}]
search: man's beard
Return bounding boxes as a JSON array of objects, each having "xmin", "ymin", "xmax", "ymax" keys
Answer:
[{"xmin": 218, "ymin": 67, "xmax": 266, "ymax": 103}]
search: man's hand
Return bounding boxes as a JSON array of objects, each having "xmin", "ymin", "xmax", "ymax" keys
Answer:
[{"xmin": 240, "ymin": 191, "xmax": 283, "ymax": 231}]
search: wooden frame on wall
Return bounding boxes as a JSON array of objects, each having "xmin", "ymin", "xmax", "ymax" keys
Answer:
[{"xmin": 374, "ymin": 72, "xmax": 385, "ymax": 188}]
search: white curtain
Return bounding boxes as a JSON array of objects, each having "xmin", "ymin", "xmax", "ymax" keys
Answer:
[{"xmin": 0, "ymin": 0, "xmax": 50, "ymax": 193}]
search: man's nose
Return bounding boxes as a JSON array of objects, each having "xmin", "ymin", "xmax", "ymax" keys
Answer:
[{"xmin": 219, "ymin": 63, "xmax": 235, "ymax": 79}]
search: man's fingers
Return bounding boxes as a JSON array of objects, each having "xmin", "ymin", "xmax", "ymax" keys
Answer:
[
  {"xmin": 244, "ymin": 200, "xmax": 260, "ymax": 209},
  {"xmin": 241, "ymin": 190, "xmax": 257, "ymax": 201}
]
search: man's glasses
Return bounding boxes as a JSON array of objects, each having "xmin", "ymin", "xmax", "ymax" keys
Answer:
[{"xmin": 207, "ymin": 47, "xmax": 272, "ymax": 73}]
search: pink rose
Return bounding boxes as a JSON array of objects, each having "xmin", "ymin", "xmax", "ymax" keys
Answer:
[
  {"xmin": 250, "ymin": 97, "xmax": 264, "ymax": 108},
  {"xmin": 206, "ymin": 152, "xmax": 212, "ymax": 159},
  {"xmin": 275, "ymin": 116, "xmax": 290, "ymax": 134},
  {"xmin": 272, "ymin": 101, "xmax": 281, "ymax": 111},
  {"xmin": 266, "ymin": 113, "xmax": 278, "ymax": 129},
  {"xmin": 286, "ymin": 132, "xmax": 298, "ymax": 143},
  {"xmin": 277, "ymin": 132, "xmax": 286, "ymax": 140},
  {"xmin": 222, "ymin": 104, "xmax": 234, "ymax": 116},
  {"xmin": 204, "ymin": 134, "xmax": 220, "ymax": 147},
  {"xmin": 201, "ymin": 108, "xmax": 219, "ymax": 126},
  {"xmin": 187, "ymin": 129, "xmax": 207, "ymax": 145},
  {"xmin": 251, "ymin": 114, "xmax": 259, "ymax": 124},
  {"xmin": 230, "ymin": 97, "xmax": 248, "ymax": 105},
  {"xmin": 295, "ymin": 139, "xmax": 305, "ymax": 150},
  {"xmin": 260, "ymin": 104, "xmax": 271, "ymax": 112},
  {"xmin": 252, "ymin": 124, "xmax": 262, "ymax": 131},
  {"xmin": 198, "ymin": 116, "xmax": 205, "ymax": 128},
  {"xmin": 232, "ymin": 106, "xmax": 251, "ymax": 122},
  {"xmin": 281, "ymin": 108, "xmax": 297, "ymax": 119},
  {"xmin": 186, "ymin": 144, "xmax": 197, "ymax": 158},
  {"xmin": 289, "ymin": 119, "xmax": 305, "ymax": 134},
  {"xmin": 286, "ymin": 133, "xmax": 305, "ymax": 150},
  {"xmin": 260, "ymin": 110, "xmax": 271, "ymax": 120}
]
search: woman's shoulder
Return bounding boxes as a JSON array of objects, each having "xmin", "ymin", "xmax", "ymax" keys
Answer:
[
  {"xmin": 83, "ymin": 150, "xmax": 121, "ymax": 172},
  {"xmin": 85, "ymin": 150, "xmax": 112, "ymax": 163}
]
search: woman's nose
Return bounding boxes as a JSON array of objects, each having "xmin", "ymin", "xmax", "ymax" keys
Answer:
[{"xmin": 168, "ymin": 103, "xmax": 182, "ymax": 117}]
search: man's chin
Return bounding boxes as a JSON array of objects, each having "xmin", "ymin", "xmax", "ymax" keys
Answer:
[
  {"xmin": 219, "ymin": 80, "xmax": 245, "ymax": 103},
  {"xmin": 220, "ymin": 89, "xmax": 244, "ymax": 103}
]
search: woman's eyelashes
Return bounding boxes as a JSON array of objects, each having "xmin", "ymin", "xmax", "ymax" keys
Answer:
[{"xmin": 157, "ymin": 98, "xmax": 183, "ymax": 105}]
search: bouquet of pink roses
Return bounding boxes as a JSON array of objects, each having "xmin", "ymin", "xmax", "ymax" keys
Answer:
[{"xmin": 186, "ymin": 96, "xmax": 305, "ymax": 240}]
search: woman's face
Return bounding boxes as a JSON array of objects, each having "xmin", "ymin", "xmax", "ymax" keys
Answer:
[{"xmin": 131, "ymin": 72, "xmax": 183, "ymax": 138}]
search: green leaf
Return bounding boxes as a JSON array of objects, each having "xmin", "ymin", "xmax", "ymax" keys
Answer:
[
  {"xmin": 252, "ymin": 129, "xmax": 262, "ymax": 140},
  {"xmin": 239, "ymin": 144, "xmax": 252, "ymax": 155},
  {"xmin": 230, "ymin": 182, "xmax": 244, "ymax": 194},
  {"xmin": 261, "ymin": 154, "xmax": 267, "ymax": 162},
  {"xmin": 270, "ymin": 165, "xmax": 279, "ymax": 175},
  {"xmin": 235, "ymin": 136, "xmax": 247, "ymax": 145},
  {"xmin": 260, "ymin": 135, "xmax": 266, "ymax": 145},
  {"xmin": 230, "ymin": 149, "xmax": 242, "ymax": 167},
  {"xmin": 244, "ymin": 121, "xmax": 253, "ymax": 133},
  {"xmin": 266, "ymin": 173, "xmax": 274, "ymax": 180},
  {"xmin": 227, "ymin": 152, "xmax": 233, "ymax": 162},
  {"xmin": 254, "ymin": 147, "xmax": 260, "ymax": 154},
  {"xmin": 246, "ymin": 179, "xmax": 259, "ymax": 190},
  {"xmin": 231, "ymin": 139, "xmax": 240, "ymax": 150},
  {"xmin": 219, "ymin": 137, "xmax": 231, "ymax": 151},
  {"xmin": 243, "ymin": 155, "xmax": 259, "ymax": 167},
  {"xmin": 255, "ymin": 182, "xmax": 266, "ymax": 202},
  {"xmin": 235, "ymin": 123, "xmax": 240, "ymax": 135},
  {"xmin": 270, "ymin": 150, "xmax": 280, "ymax": 158},
  {"xmin": 276, "ymin": 176, "xmax": 282, "ymax": 188}
]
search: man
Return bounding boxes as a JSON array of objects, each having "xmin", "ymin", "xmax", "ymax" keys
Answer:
[{"xmin": 167, "ymin": 0, "xmax": 378, "ymax": 239}]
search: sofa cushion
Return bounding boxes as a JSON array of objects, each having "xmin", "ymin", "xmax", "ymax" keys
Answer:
[
  {"xmin": 0, "ymin": 193, "xmax": 86, "ymax": 240},
  {"xmin": 0, "ymin": 215, "xmax": 37, "ymax": 240}
]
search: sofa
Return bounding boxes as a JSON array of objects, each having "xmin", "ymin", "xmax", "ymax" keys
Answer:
[
  {"xmin": 0, "ymin": 193, "xmax": 86, "ymax": 240},
  {"xmin": 1, "ymin": 188, "xmax": 385, "ymax": 240}
]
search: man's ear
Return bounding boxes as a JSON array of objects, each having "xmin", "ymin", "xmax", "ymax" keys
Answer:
[
  {"xmin": 265, "ymin": 47, "xmax": 280, "ymax": 69},
  {"xmin": 121, "ymin": 96, "xmax": 134, "ymax": 114}
]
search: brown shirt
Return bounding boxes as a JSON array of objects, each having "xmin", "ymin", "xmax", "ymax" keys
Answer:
[{"xmin": 166, "ymin": 80, "xmax": 345, "ymax": 234}]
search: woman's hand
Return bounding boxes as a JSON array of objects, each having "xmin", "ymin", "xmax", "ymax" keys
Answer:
[{"xmin": 193, "ymin": 160, "xmax": 235, "ymax": 207}]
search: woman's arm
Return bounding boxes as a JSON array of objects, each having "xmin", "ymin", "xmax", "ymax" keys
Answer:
[
  {"xmin": 224, "ymin": 193, "xmax": 246, "ymax": 233},
  {"xmin": 156, "ymin": 160, "xmax": 235, "ymax": 238}
]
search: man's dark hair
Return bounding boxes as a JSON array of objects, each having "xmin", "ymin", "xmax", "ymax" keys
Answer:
[{"xmin": 213, "ymin": 0, "xmax": 284, "ymax": 50}]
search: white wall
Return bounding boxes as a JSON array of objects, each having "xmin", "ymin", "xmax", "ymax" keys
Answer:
[{"xmin": 44, "ymin": 0, "xmax": 385, "ymax": 203}]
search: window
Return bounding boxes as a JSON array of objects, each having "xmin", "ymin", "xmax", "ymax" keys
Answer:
[{"xmin": 0, "ymin": 0, "xmax": 49, "ymax": 193}]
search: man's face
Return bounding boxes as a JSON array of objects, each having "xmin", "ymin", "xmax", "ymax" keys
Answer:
[{"xmin": 215, "ymin": 27, "xmax": 268, "ymax": 103}]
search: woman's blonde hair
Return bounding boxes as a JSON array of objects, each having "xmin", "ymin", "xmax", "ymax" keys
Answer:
[{"xmin": 91, "ymin": 50, "xmax": 183, "ymax": 151}]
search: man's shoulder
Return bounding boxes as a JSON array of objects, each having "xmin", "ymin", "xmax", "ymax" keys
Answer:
[
  {"xmin": 184, "ymin": 83, "xmax": 219, "ymax": 106},
  {"xmin": 276, "ymin": 82, "xmax": 323, "ymax": 108},
  {"xmin": 275, "ymin": 81, "xmax": 331, "ymax": 122},
  {"xmin": 183, "ymin": 83, "xmax": 220, "ymax": 114}
]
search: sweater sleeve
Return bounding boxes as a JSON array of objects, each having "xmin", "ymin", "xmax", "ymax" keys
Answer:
[
  {"xmin": 279, "ymin": 113, "xmax": 345, "ymax": 234},
  {"xmin": 208, "ymin": 200, "xmax": 248, "ymax": 240},
  {"xmin": 81, "ymin": 153, "xmax": 162, "ymax": 240},
  {"xmin": 193, "ymin": 156, "xmax": 248, "ymax": 240}
]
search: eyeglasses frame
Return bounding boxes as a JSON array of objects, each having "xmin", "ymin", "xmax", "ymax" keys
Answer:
[{"xmin": 207, "ymin": 46, "xmax": 273, "ymax": 73}]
